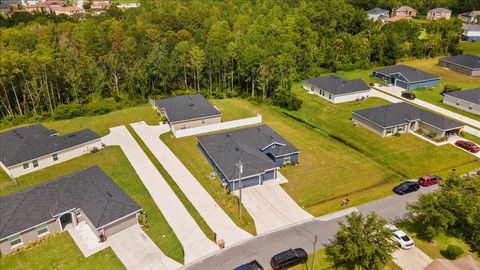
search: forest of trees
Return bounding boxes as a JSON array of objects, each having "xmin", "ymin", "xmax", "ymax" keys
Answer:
[{"xmin": 0, "ymin": 0, "xmax": 471, "ymax": 125}]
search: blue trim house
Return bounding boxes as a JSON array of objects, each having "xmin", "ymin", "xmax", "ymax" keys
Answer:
[
  {"xmin": 372, "ymin": 65, "xmax": 440, "ymax": 90},
  {"xmin": 197, "ymin": 125, "xmax": 299, "ymax": 192}
]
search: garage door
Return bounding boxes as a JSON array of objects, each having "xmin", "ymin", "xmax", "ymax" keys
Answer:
[
  {"xmin": 395, "ymin": 80, "xmax": 409, "ymax": 90},
  {"xmin": 233, "ymin": 176, "xmax": 260, "ymax": 190}
]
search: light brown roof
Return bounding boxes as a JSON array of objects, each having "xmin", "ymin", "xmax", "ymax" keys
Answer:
[{"xmin": 424, "ymin": 255, "xmax": 480, "ymax": 270}]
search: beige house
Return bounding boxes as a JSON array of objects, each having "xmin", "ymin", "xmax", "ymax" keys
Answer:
[
  {"xmin": 392, "ymin": 6, "xmax": 417, "ymax": 17},
  {"xmin": 459, "ymin": 10, "xmax": 480, "ymax": 24},
  {"xmin": 427, "ymin": 8, "xmax": 451, "ymax": 20},
  {"xmin": 0, "ymin": 167, "xmax": 141, "ymax": 255},
  {"xmin": 0, "ymin": 124, "xmax": 102, "ymax": 178},
  {"xmin": 155, "ymin": 94, "xmax": 221, "ymax": 131}
]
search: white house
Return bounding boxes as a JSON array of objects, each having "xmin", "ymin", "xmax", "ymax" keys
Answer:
[
  {"xmin": 367, "ymin": 8, "xmax": 390, "ymax": 22},
  {"xmin": 303, "ymin": 75, "xmax": 370, "ymax": 103},
  {"xmin": 0, "ymin": 124, "xmax": 102, "ymax": 178},
  {"xmin": 443, "ymin": 88, "xmax": 480, "ymax": 116},
  {"xmin": 462, "ymin": 24, "xmax": 480, "ymax": 41}
]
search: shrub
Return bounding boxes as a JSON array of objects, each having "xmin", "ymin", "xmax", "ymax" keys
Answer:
[
  {"xmin": 443, "ymin": 85, "xmax": 461, "ymax": 93},
  {"xmin": 53, "ymin": 103, "xmax": 87, "ymax": 120},
  {"xmin": 417, "ymin": 128, "xmax": 424, "ymax": 135},
  {"xmin": 273, "ymin": 93, "xmax": 303, "ymax": 111},
  {"xmin": 427, "ymin": 131, "xmax": 437, "ymax": 138},
  {"xmin": 394, "ymin": 132, "xmax": 401, "ymax": 137},
  {"xmin": 441, "ymin": 245, "xmax": 464, "ymax": 259}
]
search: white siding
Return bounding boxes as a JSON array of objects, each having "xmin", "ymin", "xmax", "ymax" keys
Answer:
[
  {"xmin": 443, "ymin": 95, "xmax": 480, "ymax": 115},
  {"xmin": 303, "ymin": 82, "xmax": 371, "ymax": 104}
]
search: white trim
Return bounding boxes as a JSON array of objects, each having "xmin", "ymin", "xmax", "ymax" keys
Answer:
[
  {"xmin": 0, "ymin": 218, "xmax": 56, "ymax": 241},
  {"xmin": 272, "ymin": 151, "xmax": 300, "ymax": 158},
  {"xmin": 260, "ymin": 142, "xmax": 286, "ymax": 151}
]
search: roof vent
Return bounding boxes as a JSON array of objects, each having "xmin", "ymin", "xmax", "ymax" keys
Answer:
[
  {"xmin": 187, "ymin": 96, "xmax": 193, "ymax": 100},
  {"xmin": 106, "ymin": 192, "xmax": 112, "ymax": 197},
  {"xmin": 226, "ymin": 134, "xmax": 231, "ymax": 137},
  {"xmin": 234, "ymin": 147, "xmax": 240, "ymax": 151}
]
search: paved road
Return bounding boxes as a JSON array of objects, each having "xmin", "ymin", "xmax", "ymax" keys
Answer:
[
  {"xmin": 103, "ymin": 126, "xmax": 218, "ymax": 264},
  {"xmin": 182, "ymin": 185, "xmax": 438, "ymax": 270},
  {"xmin": 240, "ymin": 181, "xmax": 313, "ymax": 234}
]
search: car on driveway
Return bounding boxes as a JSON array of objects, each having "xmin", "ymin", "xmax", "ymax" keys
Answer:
[
  {"xmin": 270, "ymin": 248, "xmax": 307, "ymax": 270},
  {"xmin": 455, "ymin": 140, "xmax": 480, "ymax": 153},
  {"xmin": 417, "ymin": 175, "xmax": 442, "ymax": 187},
  {"xmin": 401, "ymin": 92, "xmax": 416, "ymax": 100},
  {"xmin": 386, "ymin": 224, "xmax": 415, "ymax": 249},
  {"xmin": 234, "ymin": 260, "xmax": 264, "ymax": 270},
  {"xmin": 393, "ymin": 181, "xmax": 420, "ymax": 195}
]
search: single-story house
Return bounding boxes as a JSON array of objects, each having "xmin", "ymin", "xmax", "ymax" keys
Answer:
[
  {"xmin": 155, "ymin": 94, "xmax": 221, "ymax": 130},
  {"xmin": 197, "ymin": 125, "xmax": 299, "ymax": 192},
  {"xmin": 459, "ymin": 10, "xmax": 480, "ymax": 24},
  {"xmin": 438, "ymin": 54, "xmax": 480, "ymax": 77},
  {"xmin": 367, "ymin": 7, "xmax": 390, "ymax": 21},
  {"xmin": 303, "ymin": 75, "xmax": 370, "ymax": 103},
  {"xmin": 427, "ymin": 8, "xmax": 451, "ymax": 20},
  {"xmin": 443, "ymin": 88, "xmax": 480, "ymax": 115},
  {"xmin": 372, "ymin": 65, "xmax": 440, "ymax": 90},
  {"xmin": 0, "ymin": 124, "xmax": 101, "ymax": 178},
  {"xmin": 352, "ymin": 102, "xmax": 464, "ymax": 139},
  {"xmin": 461, "ymin": 24, "xmax": 480, "ymax": 42},
  {"xmin": 0, "ymin": 166, "xmax": 142, "ymax": 255},
  {"xmin": 392, "ymin": 6, "xmax": 416, "ymax": 17}
]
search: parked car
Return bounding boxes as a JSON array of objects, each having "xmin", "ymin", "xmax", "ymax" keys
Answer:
[
  {"xmin": 386, "ymin": 224, "xmax": 415, "ymax": 249},
  {"xmin": 234, "ymin": 260, "xmax": 264, "ymax": 270},
  {"xmin": 401, "ymin": 92, "xmax": 416, "ymax": 100},
  {"xmin": 270, "ymin": 248, "xmax": 307, "ymax": 270},
  {"xmin": 417, "ymin": 175, "xmax": 442, "ymax": 187},
  {"xmin": 455, "ymin": 140, "xmax": 480, "ymax": 153},
  {"xmin": 392, "ymin": 181, "xmax": 420, "ymax": 195}
]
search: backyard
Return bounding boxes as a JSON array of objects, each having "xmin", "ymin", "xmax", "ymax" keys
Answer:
[{"xmin": 0, "ymin": 146, "xmax": 185, "ymax": 266}]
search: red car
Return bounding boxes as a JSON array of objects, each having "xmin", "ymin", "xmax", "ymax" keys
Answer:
[
  {"xmin": 455, "ymin": 140, "xmax": 480, "ymax": 153},
  {"xmin": 418, "ymin": 175, "xmax": 442, "ymax": 187}
]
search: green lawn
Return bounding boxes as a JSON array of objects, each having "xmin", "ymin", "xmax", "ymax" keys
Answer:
[
  {"xmin": 397, "ymin": 220, "xmax": 480, "ymax": 261},
  {"xmin": 0, "ymin": 233, "xmax": 124, "ymax": 270},
  {"xmin": 126, "ymin": 125, "xmax": 215, "ymax": 241},
  {"xmin": 460, "ymin": 42, "xmax": 480, "ymax": 55},
  {"xmin": 0, "ymin": 147, "xmax": 184, "ymax": 264},
  {"xmin": 289, "ymin": 249, "xmax": 401, "ymax": 270}
]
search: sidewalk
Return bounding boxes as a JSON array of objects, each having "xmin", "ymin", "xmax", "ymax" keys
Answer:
[
  {"xmin": 130, "ymin": 122, "xmax": 252, "ymax": 247},
  {"xmin": 103, "ymin": 126, "xmax": 218, "ymax": 263}
]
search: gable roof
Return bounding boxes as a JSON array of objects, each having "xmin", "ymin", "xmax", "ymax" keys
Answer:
[
  {"xmin": 444, "ymin": 88, "xmax": 480, "ymax": 105},
  {"xmin": 395, "ymin": 6, "xmax": 416, "ymax": 11},
  {"xmin": 462, "ymin": 23, "xmax": 480, "ymax": 31},
  {"xmin": 440, "ymin": 54, "xmax": 480, "ymax": 70},
  {"xmin": 198, "ymin": 125, "xmax": 298, "ymax": 181},
  {"xmin": 459, "ymin": 10, "xmax": 480, "ymax": 18},
  {"xmin": 304, "ymin": 75, "xmax": 370, "ymax": 95},
  {"xmin": 374, "ymin": 65, "xmax": 440, "ymax": 83},
  {"xmin": 0, "ymin": 166, "xmax": 141, "ymax": 240},
  {"xmin": 155, "ymin": 95, "xmax": 221, "ymax": 123},
  {"xmin": 428, "ymin": 8, "xmax": 451, "ymax": 13},
  {"xmin": 0, "ymin": 124, "xmax": 100, "ymax": 167},
  {"xmin": 367, "ymin": 7, "xmax": 389, "ymax": 15},
  {"xmin": 353, "ymin": 102, "xmax": 464, "ymax": 130}
]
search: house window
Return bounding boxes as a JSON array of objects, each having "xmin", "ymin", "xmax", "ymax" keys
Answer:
[
  {"xmin": 329, "ymin": 94, "xmax": 332, "ymax": 100},
  {"xmin": 398, "ymin": 126, "xmax": 404, "ymax": 132},
  {"xmin": 32, "ymin": 160, "xmax": 39, "ymax": 168},
  {"xmin": 36, "ymin": 223, "xmax": 49, "ymax": 236},
  {"xmin": 52, "ymin": 154, "xmax": 58, "ymax": 161},
  {"xmin": 23, "ymin": 163, "xmax": 29, "ymax": 169},
  {"xmin": 9, "ymin": 234, "xmax": 22, "ymax": 247},
  {"xmin": 284, "ymin": 155, "xmax": 291, "ymax": 164},
  {"xmin": 386, "ymin": 129, "xmax": 393, "ymax": 134}
]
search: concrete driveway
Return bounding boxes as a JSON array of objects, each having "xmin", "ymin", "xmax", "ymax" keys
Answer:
[
  {"xmin": 240, "ymin": 181, "xmax": 313, "ymax": 234},
  {"xmin": 103, "ymin": 126, "xmax": 218, "ymax": 263},
  {"xmin": 392, "ymin": 246, "xmax": 433, "ymax": 270},
  {"xmin": 109, "ymin": 225, "xmax": 182, "ymax": 270},
  {"xmin": 130, "ymin": 122, "xmax": 252, "ymax": 247}
]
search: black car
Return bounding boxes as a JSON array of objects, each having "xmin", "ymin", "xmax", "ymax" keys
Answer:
[
  {"xmin": 270, "ymin": 248, "xmax": 307, "ymax": 270},
  {"xmin": 234, "ymin": 260, "xmax": 264, "ymax": 270},
  {"xmin": 393, "ymin": 181, "xmax": 420, "ymax": 195},
  {"xmin": 401, "ymin": 92, "xmax": 416, "ymax": 100}
]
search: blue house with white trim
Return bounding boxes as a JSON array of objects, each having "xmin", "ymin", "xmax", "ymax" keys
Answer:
[
  {"xmin": 372, "ymin": 65, "xmax": 440, "ymax": 90},
  {"xmin": 197, "ymin": 125, "xmax": 299, "ymax": 192}
]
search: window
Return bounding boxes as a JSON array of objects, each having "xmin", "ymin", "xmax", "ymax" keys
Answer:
[
  {"xmin": 398, "ymin": 126, "xmax": 404, "ymax": 132},
  {"xmin": 23, "ymin": 163, "xmax": 29, "ymax": 169},
  {"xmin": 36, "ymin": 223, "xmax": 49, "ymax": 236},
  {"xmin": 329, "ymin": 94, "xmax": 332, "ymax": 100},
  {"xmin": 386, "ymin": 129, "xmax": 393, "ymax": 134},
  {"xmin": 52, "ymin": 153, "xmax": 58, "ymax": 161},
  {"xmin": 32, "ymin": 160, "xmax": 39, "ymax": 168},
  {"xmin": 9, "ymin": 234, "xmax": 22, "ymax": 247},
  {"xmin": 284, "ymin": 155, "xmax": 291, "ymax": 164}
]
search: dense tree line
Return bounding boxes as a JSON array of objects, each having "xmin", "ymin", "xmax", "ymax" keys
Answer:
[{"xmin": 0, "ymin": 0, "xmax": 465, "ymax": 124}]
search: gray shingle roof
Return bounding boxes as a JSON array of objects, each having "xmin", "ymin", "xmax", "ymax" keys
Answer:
[
  {"xmin": 444, "ymin": 88, "xmax": 480, "ymax": 105},
  {"xmin": 155, "ymin": 95, "xmax": 221, "ymax": 123},
  {"xmin": 304, "ymin": 75, "xmax": 370, "ymax": 95},
  {"xmin": 462, "ymin": 24, "xmax": 480, "ymax": 31},
  {"xmin": 0, "ymin": 124, "xmax": 100, "ymax": 167},
  {"xmin": 374, "ymin": 65, "xmax": 440, "ymax": 83},
  {"xmin": 440, "ymin": 54, "xmax": 480, "ymax": 70},
  {"xmin": 0, "ymin": 166, "xmax": 141, "ymax": 240},
  {"xmin": 367, "ymin": 8, "xmax": 389, "ymax": 15},
  {"xmin": 198, "ymin": 125, "xmax": 298, "ymax": 181},
  {"xmin": 353, "ymin": 102, "xmax": 464, "ymax": 130}
]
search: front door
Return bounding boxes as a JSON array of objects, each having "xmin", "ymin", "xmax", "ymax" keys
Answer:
[{"xmin": 60, "ymin": 213, "xmax": 73, "ymax": 230}]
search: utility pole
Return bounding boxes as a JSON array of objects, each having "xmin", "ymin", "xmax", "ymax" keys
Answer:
[
  {"xmin": 311, "ymin": 234, "xmax": 318, "ymax": 270},
  {"xmin": 237, "ymin": 160, "xmax": 243, "ymax": 219}
]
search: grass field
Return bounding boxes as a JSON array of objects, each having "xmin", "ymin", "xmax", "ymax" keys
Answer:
[
  {"xmin": 0, "ymin": 233, "xmax": 124, "ymax": 270},
  {"xmin": 0, "ymin": 147, "xmax": 185, "ymax": 264},
  {"xmin": 460, "ymin": 42, "xmax": 480, "ymax": 55}
]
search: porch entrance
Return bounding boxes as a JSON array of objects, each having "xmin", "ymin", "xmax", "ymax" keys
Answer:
[{"xmin": 60, "ymin": 213, "xmax": 73, "ymax": 230}]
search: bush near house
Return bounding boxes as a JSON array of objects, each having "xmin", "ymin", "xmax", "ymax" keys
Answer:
[{"xmin": 441, "ymin": 245, "xmax": 464, "ymax": 259}]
